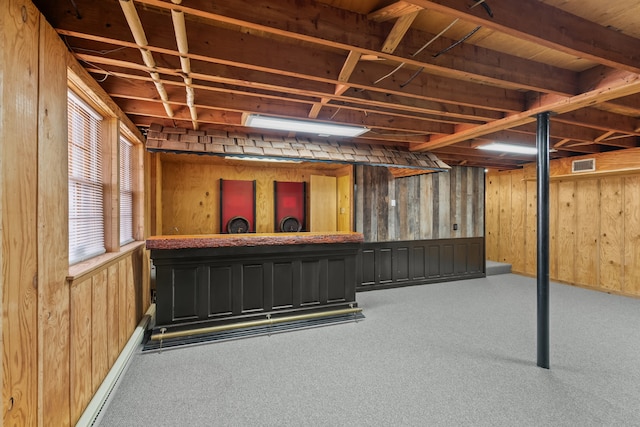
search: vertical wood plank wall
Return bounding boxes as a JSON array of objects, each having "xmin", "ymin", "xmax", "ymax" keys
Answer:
[
  {"xmin": 2, "ymin": 1, "xmax": 40, "ymax": 424},
  {"xmin": 68, "ymin": 250, "xmax": 143, "ymax": 423},
  {"xmin": 37, "ymin": 17, "xmax": 71, "ymax": 426},
  {"xmin": 355, "ymin": 165, "xmax": 485, "ymax": 242},
  {"xmin": 310, "ymin": 175, "xmax": 338, "ymax": 232},
  {"xmin": 2, "ymin": 4, "xmax": 149, "ymax": 425},
  {"xmin": 486, "ymin": 167, "xmax": 640, "ymax": 297}
]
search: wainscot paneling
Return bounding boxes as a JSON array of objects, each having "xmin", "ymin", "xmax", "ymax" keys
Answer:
[
  {"xmin": 151, "ymin": 242, "xmax": 360, "ymax": 332},
  {"xmin": 356, "ymin": 238, "xmax": 485, "ymax": 291},
  {"xmin": 355, "ymin": 165, "xmax": 484, "ymax": 243},
  {"xmin": 68, "ymin": 246, "xmax": 145, "ymax": 424}
]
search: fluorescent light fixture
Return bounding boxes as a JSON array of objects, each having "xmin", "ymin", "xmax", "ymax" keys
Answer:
[
  {"xmin": 245, "ymin": 114, "xmax": 368, "ymax": 137},
  {"xmin": 477, "ymin": 142, "xmax": 538, "ymax": 155}
]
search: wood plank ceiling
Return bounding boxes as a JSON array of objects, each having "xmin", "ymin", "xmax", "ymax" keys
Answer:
[{"xmin": 34, "ymin": 0, "xmax": 640, "ymax": 170}]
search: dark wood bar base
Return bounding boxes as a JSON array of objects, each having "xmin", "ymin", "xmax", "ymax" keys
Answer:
[
  {"xmin": 357, "ymin": 238, "xmax": 485, "ymax": 291},
  {"xmin": 148, "ymin": 233, "xmax": 363, "ymax": 334}
]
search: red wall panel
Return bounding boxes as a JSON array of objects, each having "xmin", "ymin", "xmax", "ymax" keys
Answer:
[
  {"xmin": 274, "ymin": 181, "xmax": 305, "ymax": 232},
  {"xmin": 220, "ymin": 179, "xmax": 256, "ymax": 233}
]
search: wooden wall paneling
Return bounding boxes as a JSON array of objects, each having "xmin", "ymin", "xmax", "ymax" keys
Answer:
[
  {"xmin": 155, "ymin": 154, "xmax": 163, "ymax": 235},
  {"xmin": 337, "ymin": 174, "xmax": 352, "ymax": 232},
  {"xmin": 419, "ymin": 173, "xmax": 433, "ymax": 239},
  {"xmin": 623, "ymin": 176, "xmax": 640, "ymax": 295},
  {"xmin": 356, "ymin": 165, "xmax": 483, "ymax": 243},
  {"xmin": 102, "ymin": 118, "xmax": 120, "ymax": 252},
  {"xmin": 376, "ymin": 168, "xmax": 389, "ymax": 241},
  {"xmin": 397, "ymin": 175, "xmax": 409, "ymax": 241},
  {"xmin": 463, "ymin": 168, "xmax": 472, "ymax": 237},
  {"xmin": 125, "ymin": 255, "xmax": 138, "ymax": 334},
  {"xmin": 70, "ymin": 279, "xmax": 92, "ymax": 425},
  {"xmin": 599, "ymin": 177, "xmax": 624, "ymax": 292},
  {"xmin": 362, "ymin": 166, "xmax": 375, "ymax": 241},
  {"xmin": 485, "ymin": 173, "xmax": 499, "ymax": 260},
  {"xmin": 574, "ymin": 179, "xmax": 600, "ymax": 286},
  {"xmin": 475, "ymin": 168, "xmax": 485, "ymax": 238},
  {"xmin": 145, "ymin": 151, "xmax": 154, "ymax": 236},
  {"xmin": 355, "ymin": 166, "xmax": 364, "ymax": 234},
  {"xmin": 549, "ymin": 182, "xmax": 559, "ymax": 279},
  {"xmin": 255, "ymin": 176, "xmax": 272, "ymax": 232},
  {"xmin": 2, "ymin": 2, "xmax": 39, "ymax": 424},
  {"xmin": 161, "ymin": 160, "xmax": 218, "ymax": 235},
  {"xmin": 118, "ymin": 258, "xmax": 128, "ymax": 349},
  {"xmin": 524, "ymin": 180, "xmax": 537, "ymax": 275},
  {"xmin": 310, "ymin": 175, "xmax": 337, "ymax": 232},
  {"xmin": 91, "ymin": 270, "xmax": 108, "ymax": 394},
  {"xmin": 438, "ymin": 171, "xmax": 450, "ymax": 239},
  {"xmin": 37, "ymin": 17, "xmax": 70, "ymax": 427},
  {"xmin": 450, "ymin": 167, "xmax": 462, "ymax": 238},
  {"xmin": 509, "ymin": 170, "xmax": 526, "ymax": 273},
  {"xmin": 557, "ymin": 180, "xmax": 577, "ymax": 283},
  {"xmin": 141, "ymin": 249, "xmax": 151, "ymax": 316},
  {"xmin": 408, "ymin": 175, "xmax": 420, "ymax": 239},
  {"xmin": 387, "ymin": 170, "xmax": 396, "ymax": 241},
  {"xmin": 106, "ymin": 264, "xmax": 120, "ymax": 364},
  {"xmin": 431, "ymin": 173, "xmax": 440, "ymax": 239},
  {"xmin": 160, "ymin": 155, "xmax": 349, "ymax": 235},
  {"xmin": 534, "ymin": 147, "xmax": 640, "ymax": 177},
  {"xmin": 497, "ymin": 174, "xmax": 512, "ymax": 263}
]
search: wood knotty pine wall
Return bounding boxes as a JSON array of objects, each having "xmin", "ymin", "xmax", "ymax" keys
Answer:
[
  {"xmin": 355, "ymin": 165, "xmax": 485, "ymax": 242},
  {"xmin": 486, "ymin": 148, "xmax": 640, "ymax": 297},
  {"xmin": 1, "ymin": 2, "xmax": 150, "ymax": 425},
  {"xmin": 154, "ymin": 153, "xmax": 353, "ymax": 235}
]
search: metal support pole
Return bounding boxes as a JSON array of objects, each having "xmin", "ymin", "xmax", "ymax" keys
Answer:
[{"xmin": 536, "ymin": 112, "xmax": 550, "ymax": 369}]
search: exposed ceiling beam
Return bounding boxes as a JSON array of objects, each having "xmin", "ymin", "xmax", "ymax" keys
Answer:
[
  {"xmin": 411, "ymin": 69, "xmax": 640, "ymax": 151},
  {"xmin": 405, "ymin": 0, "xmax": 640, "ymax": 73},
  {"xmin": 367, "ymin": 1, "xmax": 424, "ymax": 22},
  {"xmin": 129, "ymin": 0, "xmax": 578, "ymax": 94},
  {"xmin": 61, "ymin": 30, "xmax": 524, "ymax": 114}
]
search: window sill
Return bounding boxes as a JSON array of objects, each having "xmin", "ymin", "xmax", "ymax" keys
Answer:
[{"xmin": 67, "ymin": 241, "xmax": 146, "ymax": 285}]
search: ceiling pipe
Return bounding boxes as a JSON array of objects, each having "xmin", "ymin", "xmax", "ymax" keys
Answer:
[
  {"xmin": 171, "ymin": 0, "xmax": 198, "ymax": 129},
  {"xmin": 118, "ymin": 0, "xmax": 174, "ymax": 118}
]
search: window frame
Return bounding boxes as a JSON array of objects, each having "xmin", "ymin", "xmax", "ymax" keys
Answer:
[
  {"xmin": 67, "ymin": 87, "xmax": 145, "ymax": 270},
  {"xmin": 67, "ymin": 89, "xmax": 106, "ymax": 265}
]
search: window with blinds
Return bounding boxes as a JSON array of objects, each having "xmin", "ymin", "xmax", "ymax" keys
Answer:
[
  {"xmin": 68, "ymin": 90, "xmax": 105, "ymax": 264},
  {"xmin": 120, "ymin": 136, "xmax": 134, "ymax": 245}
]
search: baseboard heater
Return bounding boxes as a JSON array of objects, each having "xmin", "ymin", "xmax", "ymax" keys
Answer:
[{"xmin": 76, "ymin": 304, "xmax": 156, "ymax": 427}]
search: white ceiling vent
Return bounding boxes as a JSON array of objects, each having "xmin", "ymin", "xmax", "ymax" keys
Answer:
[{"xmin": 572, "ymin": 158, "xmax": 596, "ymax": 173}]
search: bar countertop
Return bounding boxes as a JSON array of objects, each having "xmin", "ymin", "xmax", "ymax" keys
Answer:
[{"xmin": 146, "ymin": 231, "xmax": 364, "ymax": 250}]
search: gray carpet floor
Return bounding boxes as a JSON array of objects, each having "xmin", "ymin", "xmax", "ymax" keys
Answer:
[{"xmin": 97, "ymin": 274, "xmax": 640, "ymax": 426}]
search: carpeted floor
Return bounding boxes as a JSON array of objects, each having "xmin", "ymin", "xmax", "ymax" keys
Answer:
[{"xmin": 96, "ymin": 274, "xmax": 640, "ymax": 426}]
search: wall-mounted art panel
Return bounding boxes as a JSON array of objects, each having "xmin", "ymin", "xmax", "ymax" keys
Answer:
[
  {"xmin": 220, "ymin": 179, "xmax": 256, "ymax": 233},
  {"xmin": 274, "ymin": 181, "xmax": 306, "ymax": 232}
]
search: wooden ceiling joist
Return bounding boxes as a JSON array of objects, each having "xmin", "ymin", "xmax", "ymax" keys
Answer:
[
  {"xmin": 405, "ymin": 0, "xmax": 640, "ymax": 73},
  {"xmin": 34, "ymin": 0, "xmax": 640, "ymax": 170}
]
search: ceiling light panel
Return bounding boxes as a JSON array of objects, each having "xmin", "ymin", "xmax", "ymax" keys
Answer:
[{"xmin": 245, "ymin": 114, "xmax": 368, "ymax": 137}]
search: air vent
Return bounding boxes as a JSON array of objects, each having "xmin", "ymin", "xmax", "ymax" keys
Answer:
[{"xmin": 572, "ymin": 158, "xmax": 595, "ymax": 173}]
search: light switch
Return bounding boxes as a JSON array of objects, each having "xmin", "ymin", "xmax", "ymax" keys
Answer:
[{"xmin": 391, "ymin": 199, "xmax": 396, "ymax": 207}]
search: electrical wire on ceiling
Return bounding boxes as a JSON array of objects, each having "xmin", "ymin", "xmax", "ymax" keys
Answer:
[{"xmin": 372, "ymin": 0, "xmax": 494, "ymax": 88}]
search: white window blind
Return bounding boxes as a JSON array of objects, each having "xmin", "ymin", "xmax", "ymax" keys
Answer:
[
  {"xmin": 120, "ymin": 136, "xmax": 134, "ymax": 245},
  {"xmin": 68, "ymin": 90, "xmax": 105, "ymax": 264}
]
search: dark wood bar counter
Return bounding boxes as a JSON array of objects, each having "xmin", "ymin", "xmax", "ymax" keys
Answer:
[{"xmin": 147, "ymin": 232, "xmax": 363, "ymax": 333}]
